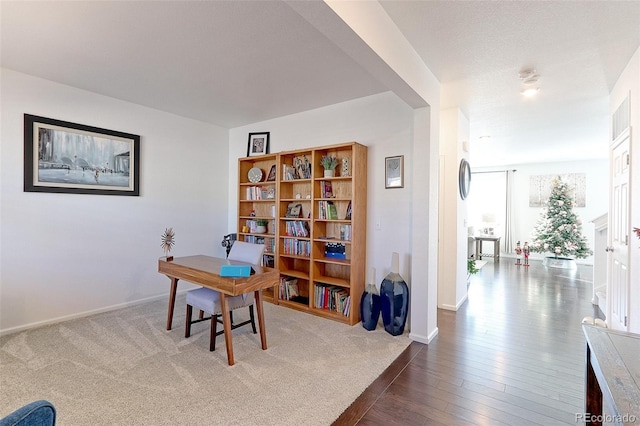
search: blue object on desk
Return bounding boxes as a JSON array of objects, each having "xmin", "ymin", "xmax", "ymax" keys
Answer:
[{"xmin": 220, "ymin": 264, "xmax": 252, "ymax": 277}]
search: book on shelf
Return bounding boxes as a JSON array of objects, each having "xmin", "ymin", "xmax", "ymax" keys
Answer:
[
  {"xmin": 283, "ymin": 164, "xmax": 297, "ymax": 180},
  {"xmin": 339, "ymin": 224, "xmax": 351, "ymax": 241},
  {"xmin": 345, "ymin": 201, "xmax": 352, "ymax": 220},
  {"xmin": 245, "ymin": 219, "xmax": 257, "ymax": 233},
  {"xmin": 263, "ymin": 254, "xmax": 275, "ymax": 268},
  {"xmin": 328, "ymin": 203, "xmax": 338, "ymax": 220},
  {"xmin": 260, "ymin": 236, "xmax": 275, "ymax": 253},
  {"xmin": 284, "ymin": 220, "xmax": 309, "ymax": 237},
  {"xmin": 279, "ymin": 276, "xmax": 299, "ymax": 300},
  {"xmin": 320, "ymin": 180, "xmax": 333, "ymax": 198}
]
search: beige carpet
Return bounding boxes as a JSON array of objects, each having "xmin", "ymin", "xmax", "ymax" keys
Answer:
[{"xmin": 0, "ymin": 295, "xmax": 410, "ymax": 425}]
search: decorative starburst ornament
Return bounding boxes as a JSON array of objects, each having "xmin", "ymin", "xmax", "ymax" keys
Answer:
[{"xmin": 161, "ymin": 227, "xmax": 175, "ymax": 260}]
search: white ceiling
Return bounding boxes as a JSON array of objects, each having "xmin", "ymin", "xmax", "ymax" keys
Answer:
[{"xmin": 2, "ymin": 1, "xmax": 640, "ymax": 167}]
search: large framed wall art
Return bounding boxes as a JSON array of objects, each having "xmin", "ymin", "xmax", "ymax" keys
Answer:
[
  {"xmin": 24, "ymin": 114, "xmax": 140, "ymax": 196},
  {"xmin": 529, "ymin": 173, "xmax": 586, "ymax": 207}
]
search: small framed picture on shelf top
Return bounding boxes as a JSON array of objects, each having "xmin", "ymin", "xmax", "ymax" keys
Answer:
[{"xmin": 247, "ymin": 132, "xmax": 270, "ymax": 157}]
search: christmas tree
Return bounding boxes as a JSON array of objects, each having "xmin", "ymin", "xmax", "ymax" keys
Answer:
[{"xmin": 530, "ymin": 177, "xmax": 592, "ymax": 258}]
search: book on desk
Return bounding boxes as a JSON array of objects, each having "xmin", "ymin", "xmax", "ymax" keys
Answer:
[{"xmin": 220, "ymin": 264, "xmax": 255, "ymax": 277}]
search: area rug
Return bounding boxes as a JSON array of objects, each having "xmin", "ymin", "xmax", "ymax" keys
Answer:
[{"xmin": 0, "ymin": 295, "xmax": 410, "ymax": 425}]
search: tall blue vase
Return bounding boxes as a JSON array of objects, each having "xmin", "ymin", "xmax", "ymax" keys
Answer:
[
  {"xmin": 360, "ymin": 268, "xmax": 381, "ymax": 331},
  {"xmin": 380, "ymin": 253, "xmax": 409, "ymax": 336}
]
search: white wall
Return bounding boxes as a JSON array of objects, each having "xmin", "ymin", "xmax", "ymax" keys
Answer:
[
  {"xmin": 228, "ymin": 92, "xmax": 414, "ymax": 296},
  {"xmin": 474, "ymin": 159, "xmax": 609, "ymax": 265},
  {"xmin": 0, "ymin": 69, "xmax": 230, "ymax": 334},
  {"xmin": 611, "ymin": 46, "xmax": 640, "ymax": 332},
  {"xmin": 438, "ymin": 108, "xmax": 470, "ymax": 310}
]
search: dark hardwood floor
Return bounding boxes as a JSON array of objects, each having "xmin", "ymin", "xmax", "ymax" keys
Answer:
[{"xmin": 334, "ymin": 259, "xmax": 602, "ymax": 425}]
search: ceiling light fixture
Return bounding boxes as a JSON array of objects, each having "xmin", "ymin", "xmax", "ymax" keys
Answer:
[{"xmin": 521, "ymin": 87, "xmax": 540, "ymax": 97}]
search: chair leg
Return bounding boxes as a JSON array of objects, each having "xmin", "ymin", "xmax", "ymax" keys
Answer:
[
  {"xmin": 199, "ymin": 310, "xmax": 205, "ymax": 320},
  {"xmin": 249, "ymin": 305, "xmax": 257, "ymax": 334},
  {"xmin": 229, "ymin": 310, "xmax": 234, "ymax": 325},
  {"xmin": 210, "ymin": 314, "xmax": 218, "ymax": 351},
  {"xmin": 185, "ymin": 304, "xmax": 193, "ymax": 338}
]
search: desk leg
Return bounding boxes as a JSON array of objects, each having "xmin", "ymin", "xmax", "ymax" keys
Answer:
[
  {"xmin": 475, "ymin": 240, "xmax": 481, "ymax": 260},
  {"xmin": 166, "ymin": 277, "xmax": 179, "ymax": 331},
  {"xmin": 585, "ymin": 344, "xmax": 602, "ymax": 425},
  {"xmin": 494, "ymin": 240, "xmax": 500, "ymax": 262},
  {"xmin": 219, "ymin": 293, "xmax": 234, "ymax": 366},
  {"xmin": 255, "ymin": 290, "xmax": 267, "ymax": 350}
]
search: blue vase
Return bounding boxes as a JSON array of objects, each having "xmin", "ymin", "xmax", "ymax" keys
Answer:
[
  {"xmin": 360, "ymin": 268, "xmax": 381, "ymax": 331},
  {"xmin": 380, "ymin": 253, "xmax": 409, "ymax": 336}
]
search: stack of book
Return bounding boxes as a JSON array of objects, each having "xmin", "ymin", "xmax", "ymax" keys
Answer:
[
  {"xmin": 318, "ymin": 200, "xmax": 338, "ymax": 220},
  {"xmin": 314, "ymin": 284, "xmax": 350, "ymax": 316},
  {"xmin": 245, "ymin": 185, "xmax": 272, "ymax": 200},
  {"xmin": 284, "ymin": 220, "xmax": 309, "ymax": 237},
  {"xmin": 243, "ymin": 235, "xmax": 265, "ymax": 244},
  {"xmin": 282, "ymin": 238, "xmax": 310, "ymax": 256}
]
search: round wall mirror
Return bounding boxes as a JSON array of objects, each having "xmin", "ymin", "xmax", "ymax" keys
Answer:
[{"xmin": 459, "ymin": 159, "xmax": 471, "ymax": 200}]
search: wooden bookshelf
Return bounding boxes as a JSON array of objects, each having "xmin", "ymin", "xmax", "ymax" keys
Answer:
[
  {"xmin": 237, "ymin": 153, "xmax": 278, "ymax": 302},
  {"xmin": 238, "ymin": 142, "xmax": 366, "ymax": 325}
]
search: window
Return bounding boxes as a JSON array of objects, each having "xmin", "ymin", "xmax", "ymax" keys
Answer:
[{"xmin": 467, "ymin": 172, "xmax": 506, "ymax": 238}]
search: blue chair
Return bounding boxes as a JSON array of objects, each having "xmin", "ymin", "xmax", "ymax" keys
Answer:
[
  {"xmin": 184, "ymin": 242, "xmax": 265, "ymax": 351},
  {"xmin": 0, "ymin": 400, "xmax": 56, "ymax": 426}
]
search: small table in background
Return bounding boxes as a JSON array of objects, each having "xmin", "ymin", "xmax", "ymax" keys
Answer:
[{"xmin": 475, "ymin": 235, "xmax": 501, "ymax": 261}]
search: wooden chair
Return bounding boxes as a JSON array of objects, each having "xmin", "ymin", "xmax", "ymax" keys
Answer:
[{"xmin": 184, "ymin": 242, "xmax": 265, "ymax": 351}]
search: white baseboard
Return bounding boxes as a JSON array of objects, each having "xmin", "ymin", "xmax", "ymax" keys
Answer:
[
  {"xmin": 0, "ymin": 291, "xmax": 187, "ymax": 337},
  {"xmin": 409, "ymin": 326, "xmax": 438, "ymax": 344},
  {"xmin": 438, "ymin": 293, "xmax": 468, "ymax": 312}
]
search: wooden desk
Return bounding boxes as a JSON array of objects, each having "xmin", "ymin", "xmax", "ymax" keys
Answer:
[
  {"xmin": 583, "ymin": 325, "xmax": 640, "ymax": 425},
  {"xmin": 158, "ymin": 255, "xmax": 279, "ymax": 365},
  {"xmin": 475, "ymin": 235, "xmax": 501, "ymax": 261}
]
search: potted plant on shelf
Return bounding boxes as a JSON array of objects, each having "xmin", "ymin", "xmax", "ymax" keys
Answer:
[
  {"xmin": 321, "ymin": 155, "xmax": 338, "ymax": 177},
  {"xmin": 255, "ymin": 219, "xmax": 268, "ymax": 234}
]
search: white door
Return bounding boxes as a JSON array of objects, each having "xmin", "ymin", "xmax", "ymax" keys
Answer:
[{"xmin": 608, "ymin": 129, "xmax": 630, "ymax": 331}]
